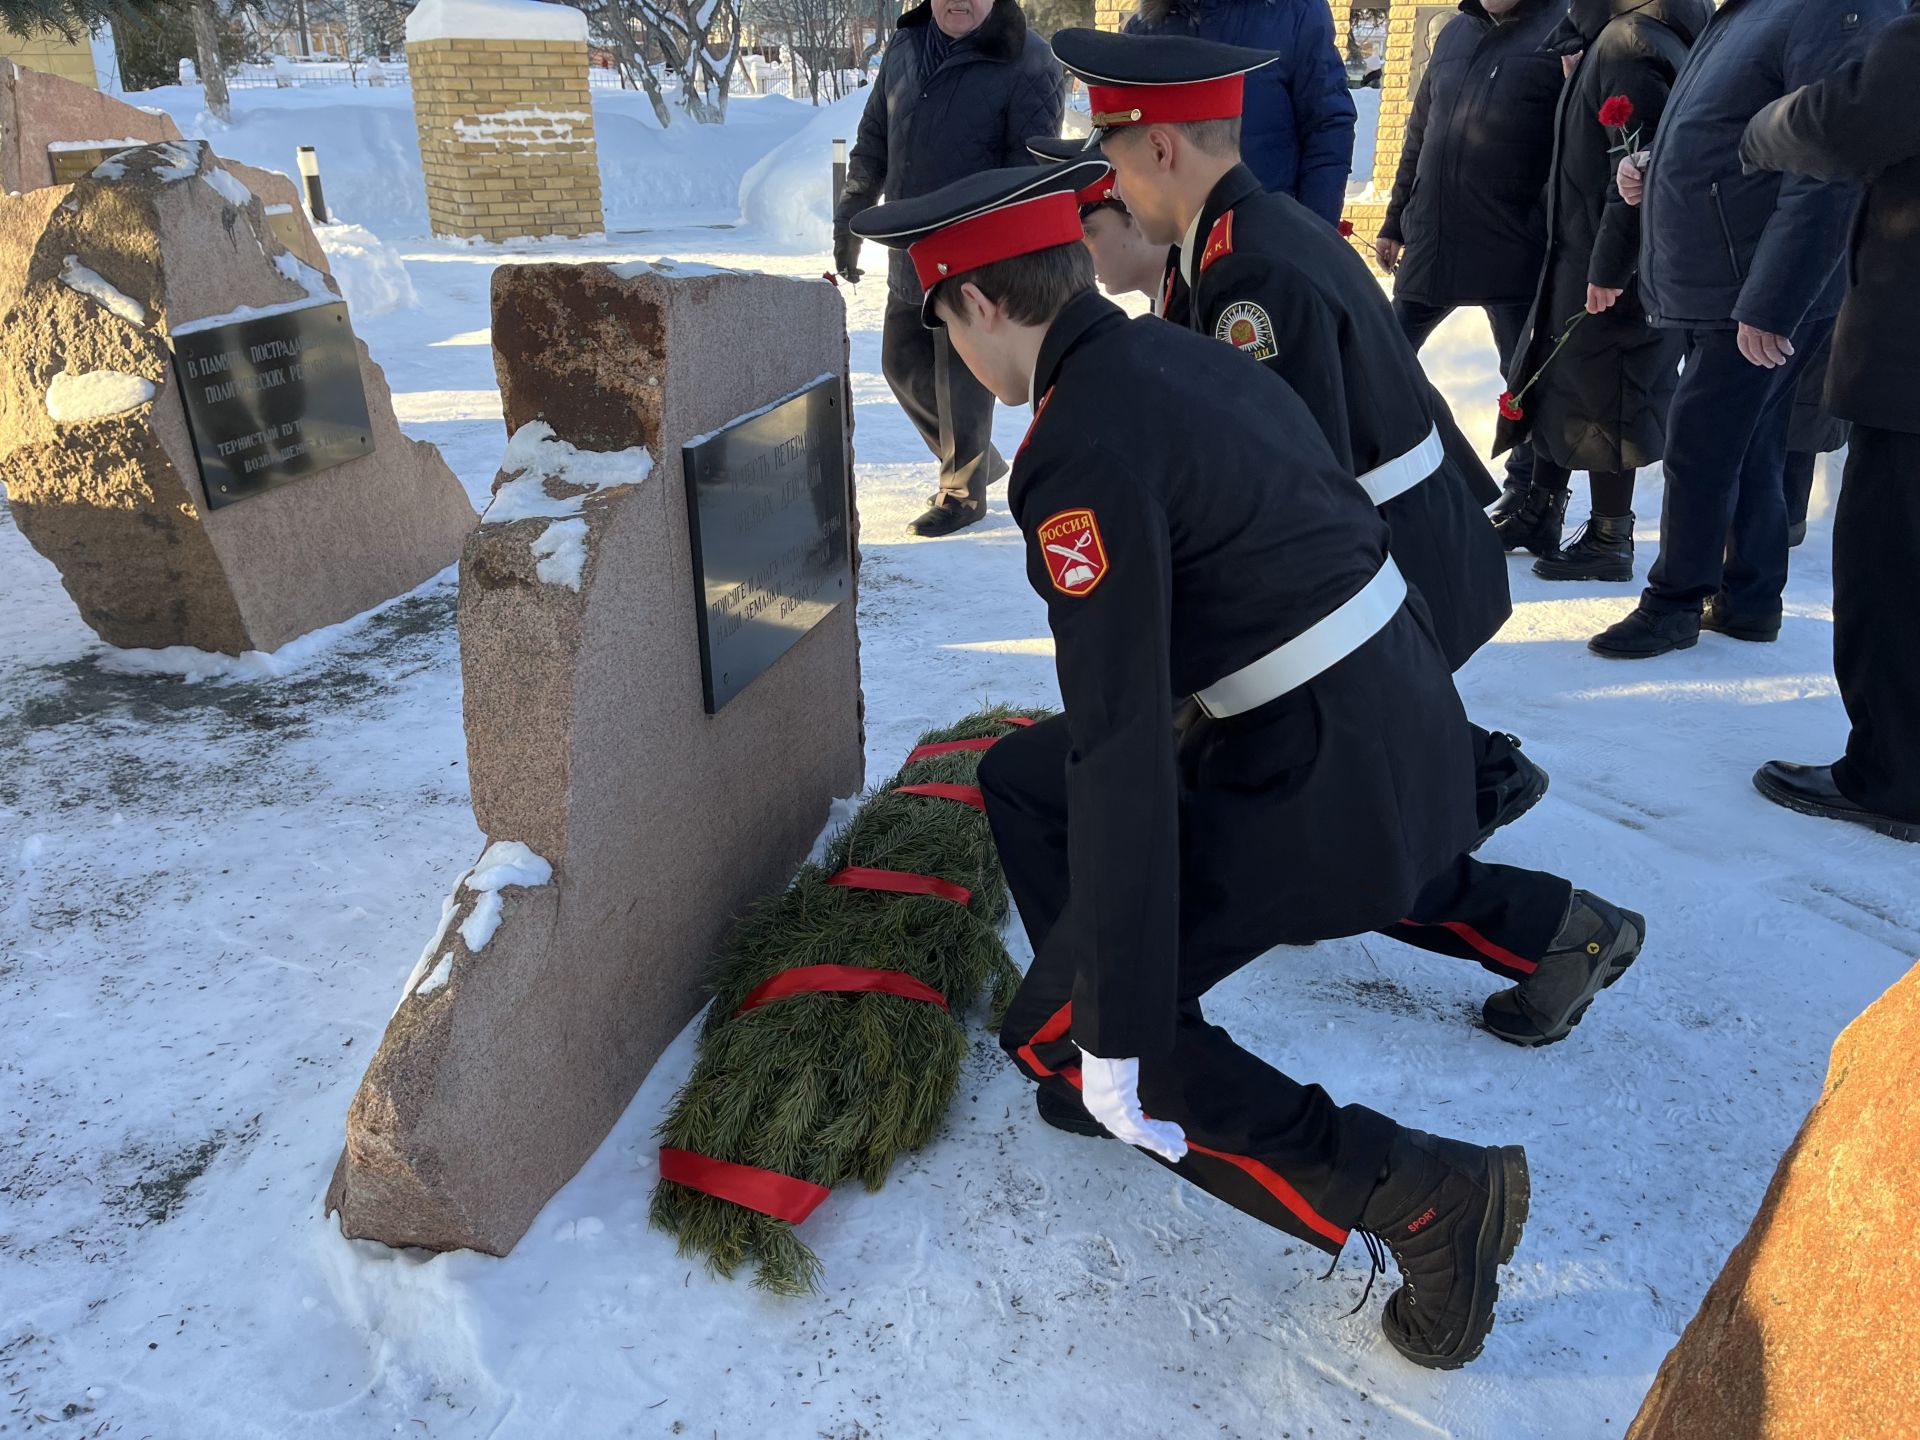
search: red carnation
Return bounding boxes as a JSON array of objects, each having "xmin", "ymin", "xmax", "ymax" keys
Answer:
[
  {"xmin": 1337, "ymin": 218, "xmax": 1355, "ymax": 237},
  {"xmin": 1598, "ymin": 95, "xmax": 1635, "ymax": 129},
  {"xmin": 1498, "ymin": 391, "xmax": 1526, "ymax": 422}
]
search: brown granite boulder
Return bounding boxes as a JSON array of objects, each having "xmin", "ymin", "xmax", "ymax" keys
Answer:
[
  {"xmin": 0, "ymin": 60, "xmax": 182, "ymax": 193},
  {"xmin": 1628, "ymin": 959, "xmax": 1920, "ymax": 1439},
  {"xmin": 326, "ymin": 261, "xmax": 865, "ymax": 1255},
  {"xmin": 0, "ymin": 138, "xmax": 472, "ymax": 654}
]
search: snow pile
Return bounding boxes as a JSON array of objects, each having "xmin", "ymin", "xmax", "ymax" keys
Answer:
[
  {"xmin": 405, "ymin": 0, "xmax": 590, "ymax": 45},
  {"xmin": 738, "ymin": 88, "xmax": 868, "ymax": 247},
  {"xmin": 483, "ymin": 422, "xmax": 652, "ymax": 523},
  {"xmin": 44, "ymin": 369, "xmax": 154, "ymax": 423},
  {"xmin": 58, "ymin": 255, "xmax": 146, "ymax": 325},
  {"xmin": 312, "ymin": 221, "xmax": 421, "ymax": 317}
]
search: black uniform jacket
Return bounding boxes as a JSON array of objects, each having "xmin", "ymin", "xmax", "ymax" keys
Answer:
[
  {"xmin": 1010, "ymin": 291, "xmax": 1476, "ymax": 1060},
  {"xmin": 1184, "ymin": 165, "xmax": 1511, "ymax": 672},
  {"xmin": 1155, "ymin": 246, "xmax": 1191, "ymax": 324}
]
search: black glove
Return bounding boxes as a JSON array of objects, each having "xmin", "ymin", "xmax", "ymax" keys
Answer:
[{"xmin": 833, "ymin": 229, "xmax": 864, "ymax": 285}]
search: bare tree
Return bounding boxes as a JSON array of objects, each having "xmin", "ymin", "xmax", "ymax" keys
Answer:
[
  {"xmin": 757, "ymin": 0, "xmax": 857, "ymax": 104},
  {"xmin": 190, "ymin": 0, "xmax": 231, "ymax": 118},
  {"xmin": 572, "ymin": 0, "xmax": 740, "ymax": 125}
]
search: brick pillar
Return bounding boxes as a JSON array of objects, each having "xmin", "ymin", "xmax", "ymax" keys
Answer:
[
  {"xmin": 404, "ymin": 0, "xmax": 604, "ymax": 243},
  {"xmin": 1093, "ymin": 0, "xmax": 1131, "ymax": 29},
  {"xmin": 1343, "ymin": 1, "xmax": 1419, "ymax": 263}
]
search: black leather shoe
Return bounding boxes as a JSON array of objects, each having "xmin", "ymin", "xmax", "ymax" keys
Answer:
[
  {"xmin": 1787, "ymin": 520, "xmax": 1809, "ymax": 548},
  {"xmin": 908, "ymin": 495, "xmax": 986, "ymax": 538},
  {"xmin": 1472, "ymin": 734, "xmax": 1549, "ymax": 851},
  {"xmin": 1753, "ymin": 761, "xmax": 1920, "ymax": 843},
  {"xmin": 1485, "ymin": 482, "xmax": 1531, "ymax": 549},
  {"xmin": 1702, "ymin": 594, "xmax": 1781, "ymax": 642},
  {"xmin": 1588, "ymin": 605, "xmax": 1700, "ymax": 659}
]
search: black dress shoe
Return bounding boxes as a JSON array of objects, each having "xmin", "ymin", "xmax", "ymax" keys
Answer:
[
  {"xmin": 1753, "ymin": 761, "xmax": 1920, "ymax": 843},
  {"xmin": 1588, "ymin": 605, "xmax": 1700, "ymax": 659},
  {"xmin": 1702, "ymin": 594, "xmax": 1781, "ymax": 642},
  {"xmin": 908, "ymin": 495, "xmax": 986, "ymax": 538},
  {"xmin": 1035, "ymin": 1086, "xmax": 1110, "ymax": 1139}
]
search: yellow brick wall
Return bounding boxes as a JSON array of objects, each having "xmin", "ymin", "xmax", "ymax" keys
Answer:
[
  {"xmin": 409, "ymin": 37, "xmax": 605, "ymax": 242},
  {"xmin": 1, "ymin": 26, "xmax": 99, "ymax": 88},
  {"xmin": 1344, "ymin": 1, "xmax": 1418, "ymax": 263}
]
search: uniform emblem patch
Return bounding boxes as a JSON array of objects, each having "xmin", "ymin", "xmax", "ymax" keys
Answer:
[
  {"xmin": 1036, "ymin": 508, "xmax": 1109, "ymax": 597},
  {"xmin": 1215, "ymin": 300, "xmax": 1277, "ymax": 361}
]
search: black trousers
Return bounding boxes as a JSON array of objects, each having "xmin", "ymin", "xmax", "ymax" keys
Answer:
[
  {"xmin": 880, "ymin": 298, "xmax": 999, "ymax": 503},
  {"xmin": 1643, "ymin": 322, "xmax": 1824, "ymax": 618},
  {"xmin": 1831, "ymin": 426, "xmax": 1920, "ymax": 823},
  {"xmin": 1394, "ymin": 296, "xmax": 1534, "ymax": 492},
  {"xmin": 984, "ymin": 715, "xmax": 1571, "ymax": 1255}
]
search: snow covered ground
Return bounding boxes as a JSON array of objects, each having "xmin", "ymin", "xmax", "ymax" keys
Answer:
[{"xmin": 3, "ymin": 86, "xmax": 1915, "ymax": 1440}]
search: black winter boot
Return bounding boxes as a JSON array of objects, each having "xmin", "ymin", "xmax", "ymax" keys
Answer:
[
  {"xmin": 1482, "ymin": 890, "xmax": 1645, "ymax": 1047},
  {"xmin": 1035, "ymin": 1085, "xmax": 1110, "ymax": 1139},
  {"xmin": 1472, "ymin": 733, "xmax": 1550, "ymax": 851},
  {"xmin": 1490, "ymin": 484, "xmax": 1568, "ymax": 558},
  {"xmin": 1701, "ymin": 594, "xmax": 1782, "ymax": 642},
  {"xmin": 1485, "ymin": 481, "xmax": 1531, "ymax": 544},
  {"xmin": 1355, "ymin": 1129, "xmax": 1530, "ymax": 1370},
  {"xmin": 1533, "ymin": 513, "xmax": 1635, "ymax": 582}
]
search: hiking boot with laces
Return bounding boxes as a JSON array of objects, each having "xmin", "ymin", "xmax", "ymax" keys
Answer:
[
  {"xmin": 1355, "ymin": 1128, "xmax": 1530, "ymax": 1370},
  {"xmin": 1489, "ymin": 483, "xmax": 1569, "ymax": 558},
  {"xmin": 1483, "ymin": 890, "xmax": 1645, "ymax": 1047},
  {"xmin": 1533, "ymin": 512, "xmax": 1634, "ymax": 582}
]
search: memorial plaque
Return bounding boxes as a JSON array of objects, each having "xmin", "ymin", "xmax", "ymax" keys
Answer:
[
  {"xmin": 49, "ymin": 144, "xmax": 134, "ymax": 184},
  {"xmin": 684, "ymin": 375, "xmax": 851, "ymax": 713},
  {"xmin": 265, "ymin": 207, "xmax": 311, "ymax": 255},
  {"xmin": 170, "ymin": 301, "xmax": 375, "ymax": 510}
]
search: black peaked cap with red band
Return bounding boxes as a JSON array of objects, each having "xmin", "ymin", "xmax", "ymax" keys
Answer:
[
  {"xmin": 1024, "ymin": 135, "xmax": 1120, "ymax": 208},
  {"xmin": 850, "ymin": 158, "xmax": 1111, "ymax": 326},
  {"xmin": 1047, "ymin": 28, "xmax": 1277, "ymax": 134}
]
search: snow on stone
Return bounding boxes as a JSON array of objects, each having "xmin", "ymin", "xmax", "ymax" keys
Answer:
[
  {"xmin": 405, "ymin": 0, "xmax": 589, "ymax": 45},
  {"xmin": 529, "ymin": 517, "xmax": 589, "ymax": 590},
  {"xmin": 169, "ymin": 253, "xmax": 340, "ymax": 337},
  {"xmin": 483, "ymin": 422, "xmax": 652, "ymax": 524},
  {"xmin": 456, "ymin": 840, "xmax": 553, "ymax": 953},
  {"xmin": 44, "ymin": 369, "xmax": 155, "ymax": 423},
  {"xmin": 272, "ymin": 249, "xmax": 336, "ymax": 301},
  {"xmin": 414, "ymin": 953, "xmax": 454, "ymax": 996},
  {"xmin": 47, "ymin": 138, "xmax": 151, "ymax": 152},
  {"xmin": 202, "ymin": 164, "xmax": 254, "ymax": 208},
  {"xmin": 398, "ymin": 889, "xmax": 467, "ymax": 1008},
  {"xmin": 152, "ymin": 141, "xmax": 201, "ymax": 183},
  {"xmin": 451, "ymin": 109, "xmax": 588, "ymax": 149},
  {"xmin": 58, "ymin": 255, "xmax": 145, "ymax": 325},
  {"xmin": 608, "ymin": 258, "xmax": 742, "ymax": 280}
]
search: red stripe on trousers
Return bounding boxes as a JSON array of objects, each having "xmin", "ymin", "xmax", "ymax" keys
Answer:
[
  {"xmin": 1015, "ymin": 1003, "xmax": 1348, "ymax": 1246},
  {"xmin": 1401, "ymin": 918, "xmax": 1539, "ymax": 974}
]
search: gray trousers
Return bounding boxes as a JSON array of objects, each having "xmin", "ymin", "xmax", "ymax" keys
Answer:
[{"xmin": 881, "ymin": 298, "xmax": 1000, "ymax": 502}]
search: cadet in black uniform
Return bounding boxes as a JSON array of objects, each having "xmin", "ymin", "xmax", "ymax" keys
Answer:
[
  {"xmin": 1029, "ymin": 135, "xmax": 1190, "ymax": 321},
  {"xmin": 853, "ymin": 158, "xmax": 1532, "ymax": 1369},
  {"xmin": 1049, "ymin": 29, "xmax": 1543, "ymax": 850},
  {"xmin": 1043, "ymin": 32, "xmax": 1647, "ymax": 1006}
]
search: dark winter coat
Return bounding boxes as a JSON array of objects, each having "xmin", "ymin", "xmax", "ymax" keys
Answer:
[
  {"xmin": 1636, "ymin": 0, "xmax": 1901, "ymax": 336},
  {"xmin": 1125, "ymin": 0, "xmax": 1357, "ymax": 224},
  {"xmin": 1496, "ymin": 0, "xmax": 1711, "ymax": 471},
  {"xmin": 1381, "ymin": 0, "xmax": 1571, "ymax": 307},
  {"xmin": 1742, "ymin": 8, "xmax": 1920, "ymax": 436},
  {"xmin": 1187, "ymin": 166, "xmax": 1512, "ymax": 671},
  {"xmin": 833, "ymin": 0, "xmax": 1066, "ymax": 305}
]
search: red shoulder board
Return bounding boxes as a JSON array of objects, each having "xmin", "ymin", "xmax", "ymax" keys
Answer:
[
  {"xmin": 1199, "ymin": 212, "xmax": 1234, "ymax": 273},
  {"xmin": 1036, "ymin": 508, "xmax": 1109, "ymax": 598}
]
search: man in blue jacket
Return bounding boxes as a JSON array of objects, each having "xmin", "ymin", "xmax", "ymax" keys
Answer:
[
  {"xmin": 1125, "ymin": 0, "xmax": 1357, "ymax": 225},
  {"xmin": 1589, "ymin": 0, "xmax": 1900, "ymax": 659},
  {"xmin": 833, "ymin": 0, "xmax": 1066, "ymax": 538}
]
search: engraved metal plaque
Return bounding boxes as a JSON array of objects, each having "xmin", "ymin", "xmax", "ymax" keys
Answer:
[
  {"xmin": 683, "ymin": 375, "xmax": 851, "ymax": 713},
  {"xmin": 49, "ymin": 144, "xmax": 133, "ymax": 184},
  {"xmin": 170, "ymin": 301, "xmax": 374, "ymax": 510},
  {"xmin": 265, "ymin": 208, "xmax": 311, "ymax": 255}
]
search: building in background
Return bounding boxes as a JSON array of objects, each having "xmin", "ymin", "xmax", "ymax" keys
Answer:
[{"xmin": 0, "ymin": 21, "xmax": 119, "ymax": 91}]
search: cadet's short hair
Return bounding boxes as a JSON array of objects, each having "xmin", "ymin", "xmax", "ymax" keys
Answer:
[
  {"xmin": 929, "ymin": 240, "xmax": 1096, "ymax": 328},
  {"xmin": 1110, "ymin": 116, "xmax": 1242, "ymax": 159}
]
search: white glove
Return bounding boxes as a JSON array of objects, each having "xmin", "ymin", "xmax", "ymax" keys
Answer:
[{"xmin": 1078, "ymin": 1052, "xmax": 1188, "ymax": 1163}]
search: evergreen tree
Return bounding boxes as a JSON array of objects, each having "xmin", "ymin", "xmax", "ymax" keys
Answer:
[{"xmin": 2, "ymin": 0, "xmax": 178, "ymax": 42}]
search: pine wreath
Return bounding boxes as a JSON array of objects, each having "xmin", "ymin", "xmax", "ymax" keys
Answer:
[{"xmin": 650, "ymin": 706, "xmax": 1043, "ymax": 1294}]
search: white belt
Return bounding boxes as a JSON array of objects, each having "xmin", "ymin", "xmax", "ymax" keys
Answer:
[
  {"xmin": 1193, "ymin": 558, "xmax": 1408, "ymax": 719},
  {"xmin": 1355, "ymin": 424, "xmax": 1443, "ymax": 507}
]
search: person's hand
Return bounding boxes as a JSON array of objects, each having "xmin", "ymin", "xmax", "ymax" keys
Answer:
[
  {"xmin": 1078, "ymin": 1052, "xmax": 1187, "ymax": 1163},
  {"xmin": 1617, "ymin": 151, "xmax": 1649, "ymax": 207},
  {"xmin": 1375, "ymin": 237, "xmax": 1403, "ymax": 274},
  {"xmin": 833, "ymin": 230, "xmax": 863, "ymax": 285},
  {"xmin": 1586, "ymin": 283, "xmax": 1623, "ymax": 314},
  {"xmin": 1737, "ymin": 322, "xmax": 1795, "ymax": 368}
]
